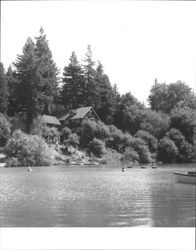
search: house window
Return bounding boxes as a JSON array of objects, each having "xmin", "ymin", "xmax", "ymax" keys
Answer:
[
  {"xmin": 64, "ymin": 120, "xmax": 69, "ymax": 125},
  {"xmin": 75, "ymin": 119, "xmax": 80, "ymax": 124},
  {"xmin": 72, "ymin": 119, "xmax": 80, "ymax": 125}
]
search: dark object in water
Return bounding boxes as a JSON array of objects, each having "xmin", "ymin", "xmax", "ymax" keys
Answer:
[
  {"xmin": 187, "ymin": 171, "xmax": 196, "ymax": 176},
  {"xmin": 152, "ymin": 164, "xmax": 157, "ymax": 169},
  {"xmin": 151, "ymin": 161, "xmax": 157, "ymax": 169},
  {"xmin": 173, "ymin": 171, "xmax": 196, "ymax": 184}
]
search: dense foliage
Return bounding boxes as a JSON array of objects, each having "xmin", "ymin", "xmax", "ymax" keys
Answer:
[
  {"xmin": 79, "ymin": 119, "xmax": 151, "ymax": 163},
  {"xmin": 0, "ymin": 63, "xmax": 9, "ymax": 113},
  {"xmin": 148, "ymin": 80, "xmax": 196, "ymax": 113},
  {"xmin": 121, "ymin": 147, "xmax": 139, "ymax": 164},
  {"xmin": 32, "ymin": 116, "xmax": 60, "ymax": 144},
  {"xmin": 135, "ymin": 130, "xmax": 157, "ymax": 153},
  {"xmin": 1, "ymin": 28, "xmax": 195, "ymax": 165},
  {"xmin": 170, "ymin": 107, "xmax": 195, "ymax": 144},
  {"xmin": 88, "ymin": 138, "xmax": 105, "ymax": 157},
  {"xmin": 62, "ymin": 51, "xmax": 85, "ymax": 110},
  {"xmin": 5, "ymin": 130, "xmax": 52, "ymax": 167},
  {"xmin": 9, "ymin": 28, "xmax": 59, "ymax": 133},
  {"xmin": 165, "ymin": 128, "xmax": 193, "ymax": 162},
  {"xmin": 0, "ymin": 113, "xmax": 11, "ymax": 146},
  {"xmin": 157, "ymin": 137, "xmax": 179, "ymax": 163}
]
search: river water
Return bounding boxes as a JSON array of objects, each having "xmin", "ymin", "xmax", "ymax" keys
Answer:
[{"xmin": 0, "ymin": 164, "xmax": 195, "ymax": 227}]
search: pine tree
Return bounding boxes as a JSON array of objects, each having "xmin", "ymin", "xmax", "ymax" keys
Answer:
[
  {"xmin": 83, "ymin": 45, "xmax": 96, "ymax": 107},
  {"xmin": 13, "ymin": 28, "xmax": 60, "ymax": 133},
  {"xmin": 62, "ymin": 51, "xmax": 85, "ymax": 110},
  {"xmin": 13, "ymin": 38, "xmax": 38, "ymax": 132},
  {"xmin": 111, "ymin": 83, "xmax": 121, "ymax": 105},
  {"xmin": 34, "ymin": 27, "xmax": 59, "ymax": 114},
  {"xmin": 95, "ymin": 61, "xmax": 114, "ymax": 124},
  {"xmin": 0, "ymin": 62, "xmax": 9, "ymax": 113},
  {"xmin": 6, "ymin": 66, "xmax": 19, "ymax": 116}
]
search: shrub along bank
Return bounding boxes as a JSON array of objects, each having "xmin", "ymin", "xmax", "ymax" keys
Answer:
[
  {"xmin": 0, "ymin": 111, "xmax": 195, "ymax": 167},
  {"xmin": 5, "ymin": 130, "xmax": 55, "ymax": 167}
]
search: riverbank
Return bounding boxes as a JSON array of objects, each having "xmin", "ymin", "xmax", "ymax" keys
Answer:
[
  {"xmin": 2, "ymin": 148, "xmax": 123, "ymax": 168},
  {"xmin": 2, "ymin": 144, "xmax": 195, "ymax": 168}
]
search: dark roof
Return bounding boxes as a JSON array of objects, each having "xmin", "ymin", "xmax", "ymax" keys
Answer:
[
  {"xmin": 42, "ymin": 115, "xmax": 61, "ymax": 126},
  {"xmin": 70, "ymin": 107, "xmax": 92, "ymax": 120},
  {"xmin": 59, "ymin": 106, "xmax": 99, "ymax": 121},
  {"xmin": 59, "ymin": 113, "xmax": 70, "ymax": 121}
]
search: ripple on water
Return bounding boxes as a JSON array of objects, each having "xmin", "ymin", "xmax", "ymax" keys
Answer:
[{"xmin": 0, "ymin": 164, "xmax": 195, "ymax": 227}]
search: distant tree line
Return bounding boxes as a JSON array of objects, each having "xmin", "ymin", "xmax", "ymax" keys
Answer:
[{"xmin": 0, "ymin": 28, "xmax": 196, "ymax": 163}]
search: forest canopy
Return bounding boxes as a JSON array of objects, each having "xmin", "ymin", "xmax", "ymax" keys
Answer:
[{"xmin": 0, "ymin": 28, "xmax": 195, "ymax": 164}]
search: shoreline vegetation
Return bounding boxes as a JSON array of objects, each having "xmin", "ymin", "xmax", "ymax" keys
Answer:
[{"xmin": 0, "ymin": 28, "xmax": 196, "ymax": 168}]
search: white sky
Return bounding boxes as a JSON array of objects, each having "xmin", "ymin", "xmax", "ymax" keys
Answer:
[{"xmin": 1, "ymin": 0, "xmax": 196, "ymax": 104}]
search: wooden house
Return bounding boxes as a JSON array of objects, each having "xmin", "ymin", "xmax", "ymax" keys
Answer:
[
  {"xmin": 40, "ymin": 115, "xmax": 61, "ymax": 144},
  {"xmin": 41, "ymin": 115, "xmax": 61, "ymax": 130},
  {"xmin": 59, "ymin": 106, "xmax": 100, "ymax": 130}
]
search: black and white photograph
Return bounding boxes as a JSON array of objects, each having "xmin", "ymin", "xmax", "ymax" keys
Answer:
[{"xmin": 0, "ymin": 0, "xmax": 195, "ymax": 247}]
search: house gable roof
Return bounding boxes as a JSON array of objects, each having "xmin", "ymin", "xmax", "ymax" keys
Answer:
[
  {"xmin": 70, "ymin": 106, "xmax": 92, "ymax": 120},
  {"xmin": 42, "ymin": 115, "xmax": 61, "ymax": 126},
  {"xmin": 59, "ymin": 106, "xmax": 100, "ymax": 121},
  {"xmin": 59, "ymin": 113, "xmax": 70, "ymax": 121}
]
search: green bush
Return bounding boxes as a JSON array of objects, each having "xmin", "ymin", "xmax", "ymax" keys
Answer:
[
  {"xmin": 128, "ymin": 137, "xmax": 152, "ymax": 163},
  {"xmin": 38, "ymin": 126, "xmax": 60, "ymax": 144},
  {"xmin": 105, "ymin": 126, "xmax": 152, "ymax": 163},
  {"xmin": 106, "ymin": 125, "xmax": 125, "ymax": 152},
  {"xmin": 138, "ymin": 145, "xmax": 152, "ymax": 163},
  {"xmin": 88, "ymin": 138, "xmax": 105, "ymax": 157},
  {"xmin": 0, "ymin": 113, "xmax": 11, "ymax": 146},
  {"xmin": 121, "ymin": 133, "xmax": 133, "ymax": 151},
  {"xmin": 158, "ymin": 137, "xmax": 178, "ymax": 163},
  {"xmin": 60, "ymin": 127, "xmax": 79, "ymax": 147},
  {"xmin": 80, "ymin": 120, "xmax": 134, "ymax": 154},
  {"xmin": 61, "ymin": 127, "xmax": 72, "ymax": 143},
  {"xmin": 5, "ymin": 157, "xmax": 19, "ymax": 167},
  {"xmin": 80, "ymin": 119, "xmax": 97, "ymax": 147},
  {"xmin": 80, "ymin": 119, "xmax": 110, "ymax": 147},
  {"xmin": 139, "ymin": 109, "xmax": 170, "ymax": 138},
  {"xmin": 178, "ymin": 141, "xmax": 193, "ymax": 163},
  {"xmin": 66, "ymin": 133, "xmax": 79, "ymax": 147},
  {"xmin": 135, "ymin": 130, "xmax": 157, "ymax": 153},
  {"xmin": 170, "ymin": 106, "xmax": 196, "ymax": 144},
  {"xmin": 94, "ymin": 121, "xmax": 110, "ymax": 140},
  {"xmin": 166, "ymin": 128, "xmax": 185, "ymax": 147},
  {"xmin": 99, "ymin": 149, "xmax": 122, "ymax": 165},
  {"xmin": 5, "ymin": 130, "xmax": 52, "ymax": 167},
  {"xmin": 166, "ymin": 128, "xmax": 193, "ymax": 162},
  {"xmin": 121, "ymin": 147, "xmax": 139, "ymax": 164},
  {"xmin": 46, "ymin": 127, "xmax": 60, "ymax": 144},
  {"xmin": 31, "ymin": 116, "xmax": 48, "ymax": 137},
  {"xmin": 32, "ymin": 116, "xmax": 60, "ymax": 144}
]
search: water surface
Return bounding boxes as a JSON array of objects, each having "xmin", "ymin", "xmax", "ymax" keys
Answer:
[{"xmin": 0, "ymin": 164, "xmax": 195, "ymax": 227}]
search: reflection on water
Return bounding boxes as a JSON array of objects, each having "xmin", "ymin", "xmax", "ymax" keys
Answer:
[{"xmin": 0, "ymin": 164, "xmax": 195, "ymax": 227}]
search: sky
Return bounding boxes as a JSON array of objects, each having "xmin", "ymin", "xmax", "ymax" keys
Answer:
[{"xmin": 1, "ymin": 0, "xmax": 196, "ymax": 104}]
